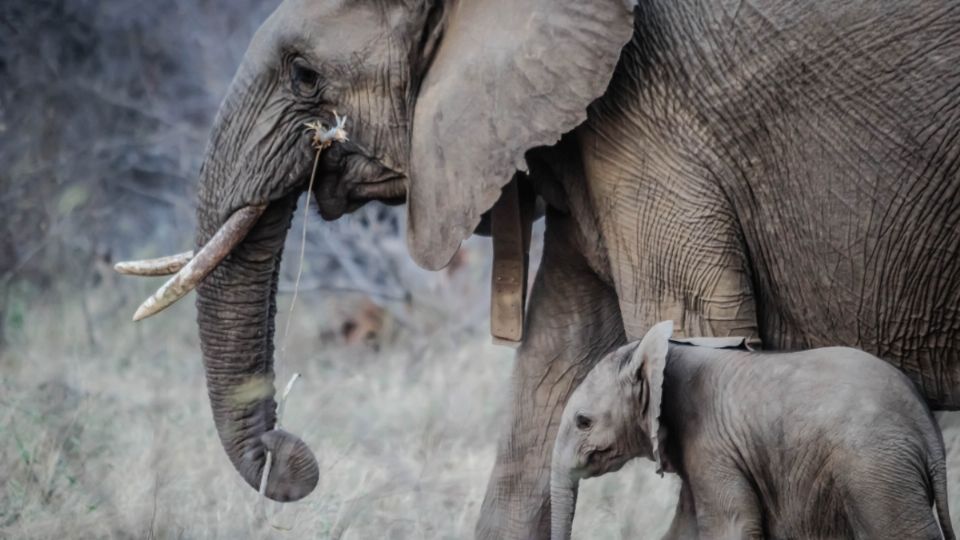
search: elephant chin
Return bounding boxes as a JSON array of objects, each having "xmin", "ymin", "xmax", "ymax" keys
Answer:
[{"xmin": 195, "ymin": 193, "xmax": 319, "ymax": 502}]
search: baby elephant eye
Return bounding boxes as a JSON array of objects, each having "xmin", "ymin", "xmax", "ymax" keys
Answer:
[{"xmin": 575, "ymin": 413, "xmax": 593, "ymax": 430}]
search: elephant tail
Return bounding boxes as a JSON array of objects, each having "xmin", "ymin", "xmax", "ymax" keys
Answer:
[{"xmin": 931, "ymin": 457, "xmax": 955, "ymax": 540}]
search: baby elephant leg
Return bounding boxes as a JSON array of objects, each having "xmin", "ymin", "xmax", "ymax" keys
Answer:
[
  {"xmin": 696, "ymin": 513, "xmax": 764, "ymax": 540},
  {"xmin": 662, "ymin": 482, "xmax": 699, "ymax": 540},
  {"xmin": 690, "ymin": 477, "xmax": 764, "ymax": 540},
  {"xmin": 847, "ymin": 485, "xmax": 944, "ymax": 540}
]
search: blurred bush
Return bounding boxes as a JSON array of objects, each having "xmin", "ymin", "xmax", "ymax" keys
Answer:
[{"xmin": 0, "ymin": 0, "xmax": 279, "ymax": 286}]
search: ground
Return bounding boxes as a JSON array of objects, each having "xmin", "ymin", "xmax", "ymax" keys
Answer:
[
  {"xmin": 0, "ymin": 221, "xmax": 682, "ymax": 539},
  {"xmin": 1, "ymin": 220, "xmax": 957, "ymax": 539}
]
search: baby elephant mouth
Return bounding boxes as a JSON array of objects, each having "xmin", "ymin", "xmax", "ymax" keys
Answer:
[{"xmin": 583, "ymin": 447, "xmax": 629, "ymax": 476}]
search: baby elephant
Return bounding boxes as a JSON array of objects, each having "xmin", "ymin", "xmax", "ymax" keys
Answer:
[{"xmin": 551, "ymin": 321, "xmax": 954, "ymax": 540}]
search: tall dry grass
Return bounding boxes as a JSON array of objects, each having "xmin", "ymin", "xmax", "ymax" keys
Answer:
[
  {"xmin": 0, "ymin": 219, "xmax": 683, "ymax": 539},
  {"xmin": 5, "ymin": 213, "xmax": 957, "ymax": 538}
]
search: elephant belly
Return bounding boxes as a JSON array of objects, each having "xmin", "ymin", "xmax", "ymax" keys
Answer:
[
  {"xmin": 724, "ymin": 72, "xmax": 960, "ymax": 407},
  {"xmin": 757, "ymin": 277, "xmax": 960, "ymax": 409},
  {"xmin": 602, "ymin": 0, "xmax": 960, "ymax": 408}
]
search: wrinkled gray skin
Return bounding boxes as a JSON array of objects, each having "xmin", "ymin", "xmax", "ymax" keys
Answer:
[
  {"xmin": 183, "ymin": 0, "xmax": 960, "ymax": 535},
  {"xmin": 551, "ymin": 322, "xmax": 956, "ymax": 540}
]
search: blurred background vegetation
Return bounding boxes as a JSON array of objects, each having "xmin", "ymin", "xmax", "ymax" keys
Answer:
[{"xmin": 1, "ymin": 0, "xmax": 274, "ymax": 343}]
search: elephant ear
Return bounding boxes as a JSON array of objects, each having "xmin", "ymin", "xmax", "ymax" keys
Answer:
[
  {"xmin": 621, "ymin": 320, "xmax": 673, "ymax": 475},
  {"xmin": 407, "ymin": 0, "xmax": 636, "ymax": 270}
]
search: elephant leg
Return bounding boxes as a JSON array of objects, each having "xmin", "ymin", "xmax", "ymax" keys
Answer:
[
  {"xmin": 577, "ymin": 105, "xmax": 760, "ymax": 346},
  {"xmin": 476, "ymin": 211, "xmax": 625, "ymax": 540}
]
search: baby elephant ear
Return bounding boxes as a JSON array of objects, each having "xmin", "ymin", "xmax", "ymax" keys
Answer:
[{"xmin": 622, "ymin": 320, "xmax": 673, "ymax": 475}]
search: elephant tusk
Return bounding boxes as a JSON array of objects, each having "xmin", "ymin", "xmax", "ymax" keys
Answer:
[
  {"xmin": 114, "ymin": 251, "xmax": 194, "ymax": 276},
  {"xmin": 131, "ymin": 204, "xmax": 267, "ymax": 322},
  {"xmin": 128, "ymin": 115, "xmax": 346, "ymax": 322}
]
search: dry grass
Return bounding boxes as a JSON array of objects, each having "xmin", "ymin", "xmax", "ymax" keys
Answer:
[
  {"xmin": 2, "ymin": 227, "xmax": 959, "ymax": 538},
  {"xmin": 0, "ymin": 225, "xmax": 677, "ymax": 539}
]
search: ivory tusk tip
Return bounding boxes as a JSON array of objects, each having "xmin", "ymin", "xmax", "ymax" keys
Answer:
[
  {"xmin": 113, "ymin": 251, "xmax": 195, "ymax": 277},
  {"xmin": 124, "ymin": 206, "xmax": 266, "ymax": 322},
  {"xmin": 132, "ymin": 303, "xmax": 154, "ymax": 322}
]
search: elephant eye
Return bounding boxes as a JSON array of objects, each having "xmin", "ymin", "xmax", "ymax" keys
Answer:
[
  {"xmin": 290, "ymin": 59, "xmax": 322, "ymax": 97},
  {"xmin": 575, "ymin": 413, "xmax": 593, "ymax": 431}
]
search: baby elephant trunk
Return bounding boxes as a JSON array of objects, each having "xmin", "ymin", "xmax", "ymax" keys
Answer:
[{"xmin": 550, "ymin": 451, "xmax": 579, "ymax": 540}]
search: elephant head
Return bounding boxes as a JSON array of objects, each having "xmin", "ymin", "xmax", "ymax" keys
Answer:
[
  {"xmin": 120, "ymin": 0, "xmax": 636, "ymax": 502},
  {"xmin": 550, "ymin": 320, "xmax": 673, "ymax": 540}
]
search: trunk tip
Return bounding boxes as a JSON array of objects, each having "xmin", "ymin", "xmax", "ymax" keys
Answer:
[{"xmin": 257, "ymin": 429, "xmax": 320, "ymax": 502}]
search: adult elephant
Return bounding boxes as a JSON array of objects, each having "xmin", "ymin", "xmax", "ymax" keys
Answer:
[{"xmin": 121, "ymin": 0, "xmax": 960, "ymax": 538}]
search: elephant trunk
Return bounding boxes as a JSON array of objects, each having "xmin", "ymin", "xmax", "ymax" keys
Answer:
[
  {"xmin": 186, "ymin": 65, "xmax": 322, "ymax": 502},
  {"xmin": 194, "ymin": 189, "xmax": 319, "ymax": 502},
  {"xmin": 550, "ymin": 452, "xmax": 579, "ymax": 540}
]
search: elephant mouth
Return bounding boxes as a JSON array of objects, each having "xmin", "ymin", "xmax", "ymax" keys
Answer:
[
  {"xmin": 331, "ymin": 172, "xmax": 406, "ymax": 218},
  {"xmin": 312, "ymin": 144, "xmax": 407, "ymax": 220},
  {"xmin": 347, "ymin": 174, "xmax": 406, "ymax": 205}
]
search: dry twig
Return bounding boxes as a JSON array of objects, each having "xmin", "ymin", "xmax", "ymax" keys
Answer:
[{"xmin": 259, "ymin": 113, "xmax": 348, "ymax": 513}]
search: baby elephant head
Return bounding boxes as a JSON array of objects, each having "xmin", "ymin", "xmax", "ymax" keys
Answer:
[{"xmin": 550, "ymin": 320, "xmax": 673, "ymax": 540}]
